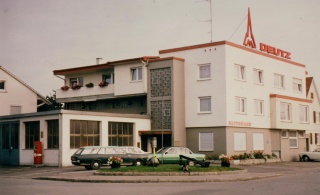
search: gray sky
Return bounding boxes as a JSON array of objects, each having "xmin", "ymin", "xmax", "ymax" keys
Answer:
[{"xmin": 1, "ymin": 0, "xmax": 320, "ymax": 96}]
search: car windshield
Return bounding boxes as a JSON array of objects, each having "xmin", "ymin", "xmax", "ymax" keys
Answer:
[
  {"xmin": 156, "ymin": 147, "xmax": 169, "ymax": 153},
  {"xmin": 74, "ymin": 148, "xmax": 84, "ymax": 155}
]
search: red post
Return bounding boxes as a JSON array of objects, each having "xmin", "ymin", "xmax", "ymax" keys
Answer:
[{"xmin": 34, "ymin": 141, "xmax": 42, "ymax": 164}]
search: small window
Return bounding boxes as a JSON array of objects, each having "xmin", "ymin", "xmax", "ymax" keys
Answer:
[
  {"xmin": 235, "ymin": 97, "xmax": 246, "ymax": 114},
  {"xmin": 293, "ymin": 78, "xmax": 302, "ymax": 93},
  {"xmin": 199, "ymin": 97, "xmax": 211, "ymax": 113},
  {"xmin": 70, "ymin": 77, "xmax": 83, "ymax": 87},
  {"xmin": 198, "ymin": 64, "xmax": 211, "ymax": 80},
  {"xmin": 234, "ymin": 64, "xmax": 246, "ymax": 81},
  {"xmin": 274, "ymin": 74, "xmax": 285, "ymax": 89},
  {"xmin": 253, "ymin": 69, "xmax": 263, "ymax": 84},
  {"xmin": 281, "ymin": 130, "xmax": 287, "ymax": 138},
  {"xmin": 280, "ymin": 102, "xmax": 291, "ymax": 121},
  {"xmin": 0, "ymin": 80, "xmax": 5, "ymax": 91},
  {"xmin": 299, "ymin": 105, "xmax": 309, "ymax": 123},
  {"xmin": 131, "ymin": 67, "xmax": 142, "ymax": 81},
  {"xmin": 103, "ymin": 73, "xmax": 114, "ymax": 84},
  {"xmin": 254, "ymin": 99, "xmax": 264, "ymax": 115},
  {"xmin": 199, "ymin": 132, "xmax": 214, "ymax": 151},
  {"xmin": 311, "ymin": 93, "xmax": 314, "ymax": 99}
]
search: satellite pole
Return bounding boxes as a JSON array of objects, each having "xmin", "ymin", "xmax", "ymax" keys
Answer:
[{"xmin": 209, "ymin": 0, "xmax": 212, "ymax": 42}]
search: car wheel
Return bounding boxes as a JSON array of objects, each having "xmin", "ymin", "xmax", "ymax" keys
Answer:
[
  {"xmin": 187, "ymin": 161, "xmax": 195, "ymax": 166},
  {"xmin": 85, "ymin": 165, "xmax": 92, "ymax": 170},
  {"xmin": 133, "ymin": 159, "xmax": 143, "ymax": 166},
  {"xmin": 302, "ymin": 155, "xmax": 310, "ymax": 162},
  {"xmin": 91, "ymin": 160, "xmax": 101, "ymax": 170}
]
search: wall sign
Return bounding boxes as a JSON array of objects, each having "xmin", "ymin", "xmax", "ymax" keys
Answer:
[{"xmin": 243, "ymin": 8, "xmax": 291, "ymax": 60}]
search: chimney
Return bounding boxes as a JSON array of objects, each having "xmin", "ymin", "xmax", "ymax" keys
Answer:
[{"xmin": 96, "ymin": 58, "xmax": 103, "ymax": 65}]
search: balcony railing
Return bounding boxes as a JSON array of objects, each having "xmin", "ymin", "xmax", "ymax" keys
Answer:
[{"xmin": 56, "ymin": 84, "xmax": 114, "ymax": 100}]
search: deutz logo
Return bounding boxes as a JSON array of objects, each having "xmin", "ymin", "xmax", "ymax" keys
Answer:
[{"xmin": 243, "ymin": 8, "xmax": 256, "ymax": 49}]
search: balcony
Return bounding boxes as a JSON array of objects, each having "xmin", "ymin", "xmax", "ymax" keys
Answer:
[{"xmin": 56, "ymin": 84, "xmax": 114, "ymax": 102}]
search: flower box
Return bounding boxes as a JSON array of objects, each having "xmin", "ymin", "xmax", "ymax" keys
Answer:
[
  {"xmin": 85, "ymin": 83, "xmax": 94, "ymax": 88},
  {"xmin": 98, "ymin": 81, "xmax": 108, "ymax": 87},
  {"xmin": 61, "ymin": 86, "xmax": 69, "ymax": 91},
  {"xmin": 71, "ymin": 84, "xmax": 81, "ymax": 90}
]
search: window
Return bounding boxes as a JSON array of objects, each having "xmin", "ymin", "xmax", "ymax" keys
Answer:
[
  {"xmin": 274, "ymin": 74, "xmax": 284, "ymax": 89},
  {"xmin": 234, "ymin": 64, "xmax": 246, "ymax": 81},
  {"xmin": 70, "ymin": 120, "xmax": 99, "ymax": 148},
  {"xmin": 253, "ymin": 69, "xmax": 263, "ymax": 84},
  {"xmin": 289, "ymin": 131, "xmax": 298, "ymax": 148},
  {"xmin": 254, "ymin": 99, "xmax": 264, "ymax": 115},
  {"xmin": 47, "ymin": 120, "xmax": 59, "ymax": 149},
  {"xmin": 25, "ymin": 121, "xmax": 40, "ymax": 149},
  {"xmin": 280, "ymin": 102, "xmax": 291, "ymax": 121},
  {"xmin": 198, "ymin": 64, "xmax": 211, "ymax": 80},
  {"xmin": 253, "ymin": 133, "xmax": 264, "ymax": 150},
  {"xmin": 313, "ymin": 111, "xmax": 320, "ymax": 123},
  {"xmin": 311, "ymin": 93, "xmax": 314, "ymax": 99},
  {"xmin": 234, "ymin": 132, "xmax": 246, "ymax": 151},
  {"xmin": 108, "ymin": 122, "xmax": 133, "ymax": 146},
  {"xmin": 299, "ymin": 105, "xmax": 309, "ymax": 123},
  {"xmin": 199, "ymin": 132, "xmax": 214, "ymax": 151},
  {"xmin": 0, "ymin": 80, "xmax": 5, "ymax": 91},
  {"xmin": 70, "ymin": 77, "xmax": 83, "ymax": 87},
  {"xmin": 281, "ymin": 130, "xmax": 287, "ymax": 138},
  {"xmin": 103, "ymin": 73, "xmax": 114, "ymax": 84},
  {"xmin": 293, "ymin": 78, "xmax": 302, "ymax": 93},
  {"xmin": 199, "ymin": 97, "xmax": 211, "ymax": 113},
  {"xmin": 316, "ymin": 133, "xmax": 320, "ymax": 145},
  {"xmin": 298, "ymin": 131, "xmax": 304, "ymax": 138},
  {"xmin": 235, "ymin": 97, "xmax": 246, "ymax": 114},
  {"xmin": 131, "ymin": 67, "xmax": 142, "ymax": 81}
]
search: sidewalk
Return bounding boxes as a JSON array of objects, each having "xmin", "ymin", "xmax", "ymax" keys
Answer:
[{"xmin": 34, "ymin": 169, "xmax": 283, "ymax": 183}]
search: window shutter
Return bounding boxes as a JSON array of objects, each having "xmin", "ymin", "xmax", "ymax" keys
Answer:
[
  {"xmin": 314, "ymin": 111, "xmax": 317, "ymax": 123},
  {"xmin": 316, "ymin": 133, "xmax": 318, "ymax": 145},
  {"xmin": 310, "ymin": 133, "xmax": 313, "ymax": 144}
]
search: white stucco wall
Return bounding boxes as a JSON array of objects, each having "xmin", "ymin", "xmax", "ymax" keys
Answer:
[{"xmin": 0, "ymin": 68, "xmax": 38, "ymax": 116}]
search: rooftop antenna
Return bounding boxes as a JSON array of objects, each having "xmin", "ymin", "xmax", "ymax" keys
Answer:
[{"xmin": 196, "ymin": 0, "xmax": 213, "ymax": 42}]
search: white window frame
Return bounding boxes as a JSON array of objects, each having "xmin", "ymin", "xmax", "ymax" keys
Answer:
[
  {"xmin": 254, "ymin": 99, "xmax": 264, "ymax": 116},
  {"xmin": 131, "ymin": 67, "xmax": 142, "ymax": 81},
  {"xmin": 199, "ymin": 132, "xmax": 214, "ymax": 151},
  {"xmin": 293, "ymin": 78, "xmax": 302, "ymax": 93},
  {"xmin": 274, "ymin": 73, "xmax": 285, "ymax": 89},
  {"xmin": 253, "ymin": 69, "xmax": 263, "ymax": 85},
  {"xmin": 289, "ymin": 131, "xmax": 298, "ymax": 148},
  {"xmin": 198, "ymin": 63, "xmax": 211, "ymax": 80},
  {"xmin": 280, "ymin": 102, "xmax": 291, "ymax": 121},
  {"xmin": 253, "ymin": 133, "xmax": 264, "ymax": 150},
  {"xmin": 235, "ymin": 97, "xmax": 246, "ymax": 114},
  {"xmin": 234, "ymin": 64, "xmax": 246, "ymax": 81},
  {"xmin": 299, "ymin": 105, "xmax": 309, "ymax": 123},
  {"xmin": 70, "ymin": 77, "xmax": 83, "ymax": 87},
  {"xmin": 0, "ymin": 79, "xmax": 5, "ymax": 92},
  {"xmin": 199, "ymin": 96, "xmax": 211, "ymax": 113},
  {"xmin": 234, "ymin": 132, "xmax": 247, "ymax": 151}
]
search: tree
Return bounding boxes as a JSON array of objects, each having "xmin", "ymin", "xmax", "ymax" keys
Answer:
[{"xmin": 38, "ymin": 94, "xmax": 63, "ymax": 112}]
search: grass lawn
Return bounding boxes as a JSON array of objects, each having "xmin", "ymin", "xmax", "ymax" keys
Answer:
[{"xmin": 98, "ymin": 164, "xmax": 241, "ymax": 173}]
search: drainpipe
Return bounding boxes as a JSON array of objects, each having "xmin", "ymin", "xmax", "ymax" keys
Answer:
[{"xmin": 140, "ymin": 57, "xmax": 149, "ymax": 94}]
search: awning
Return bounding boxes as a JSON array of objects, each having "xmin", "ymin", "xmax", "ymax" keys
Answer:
[{"xmin": 138, "ymin": 130, "xmax": 172, "ymax": 136}]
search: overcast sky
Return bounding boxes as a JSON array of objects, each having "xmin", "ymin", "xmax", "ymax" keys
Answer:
[{"xmin": 1, "ymin": 0, "xmax": 320, "ymax": 96}]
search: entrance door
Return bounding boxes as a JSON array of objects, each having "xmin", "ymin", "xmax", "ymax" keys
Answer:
[{"xmin": 0, "ymin": 122, "xmax": 19, "ymax": 165}]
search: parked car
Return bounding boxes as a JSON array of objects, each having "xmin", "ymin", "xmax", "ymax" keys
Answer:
[
  {"xmin": 71, "ymin": 146, "xmax": 149, "ymax": 170},
  {"xmin": 299, "ymin": 148, "xmax": 320, "ymax": 161},
  {"xmin": 148, "ymin": 147, "xmax": 206, "ymax": 166}
]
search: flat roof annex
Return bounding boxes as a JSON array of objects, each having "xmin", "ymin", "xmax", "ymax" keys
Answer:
[
  {"xmin": 53, "ymin": 56, "xmax": 159, "ymax": 75},
  {"xmin": 159, "ymin": 41, "xmax": 305, "ymax": 68}
]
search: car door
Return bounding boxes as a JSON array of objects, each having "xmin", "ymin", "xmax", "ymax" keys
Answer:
[{"xmin": 162, "ymin": 147, "xmax": 180, "ymax": 164}]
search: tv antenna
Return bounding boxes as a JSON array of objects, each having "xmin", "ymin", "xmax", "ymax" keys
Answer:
[{"xmin": 196, "ymin": 0, "xmax": 213, "ymax": 42}]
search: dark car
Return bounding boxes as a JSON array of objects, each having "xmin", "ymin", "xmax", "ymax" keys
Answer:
[
  {"xmin": 71, "ymin": 146, "xmax": 149, "ymax": 170},
  {"xmin": 148, "ymin": 147, "xmax": 206, "ymax": 166}
]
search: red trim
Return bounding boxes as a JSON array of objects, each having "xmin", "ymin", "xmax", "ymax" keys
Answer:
[
  {"xmin": 159, "ymin": 41, "xmax": 305, "ymax": 68},
  {"xmin": 270, "ymin": 94, "xmax": 312, "ymax": 103},
  {"xmin": 149, "ymin": 56, "xmax": 185, "ymax": 62}
]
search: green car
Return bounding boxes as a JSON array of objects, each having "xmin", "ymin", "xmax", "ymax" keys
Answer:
[{"xmin": 148, "ymin": 147, "xmax": 206, "ymax": 166}]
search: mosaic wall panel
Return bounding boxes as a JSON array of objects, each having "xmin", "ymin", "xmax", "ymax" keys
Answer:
[
  {"xmin": 151, "ymin": 100, "xmax": 172, "ymax": 130},
  {"xmin": 150, "ymin": 68, "xmax": 171, "ymax": 97}
]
